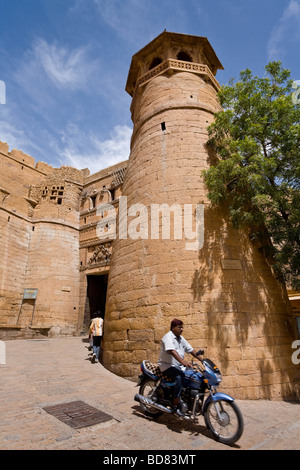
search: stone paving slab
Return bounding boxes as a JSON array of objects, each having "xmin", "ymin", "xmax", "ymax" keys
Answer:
[{"xmin": 0, "ymin": 336, "xmax": 299, "ymax": 451}]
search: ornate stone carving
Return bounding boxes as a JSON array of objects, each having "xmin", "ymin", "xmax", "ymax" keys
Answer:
[
  {"xmin": 130, "ymin": 59, "xmax": 220, "ymax": 115},
  {"xmin": 88, "ymin": 245, "xmax": 111, "ymax": 265},
  {"xmin": 111, "ymin": 166, "xmax": 127, "ymax": 188}
]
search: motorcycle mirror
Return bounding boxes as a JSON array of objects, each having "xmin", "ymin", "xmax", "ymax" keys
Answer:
[{"xmin": 196, "ymin": 349, "xmax": 204, "ymax": 356}]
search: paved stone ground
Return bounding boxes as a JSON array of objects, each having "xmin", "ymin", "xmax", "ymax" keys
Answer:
[{"xmin": 0, "ymin": 336, "xmax": 299, "ymax": 451}]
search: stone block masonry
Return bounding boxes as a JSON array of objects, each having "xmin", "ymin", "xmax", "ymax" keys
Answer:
[
  {"xmin": 0, "ymin": 138, "xmax": 127, "ymax": 336},
  {"xmin": 102, "ymin": 31, "xmax": 300, "ymax": 401},
  {"xmin": 0, "ymin": 141, "xmax": 84, "ymax": 332},
  {"xmin": 0, "ymin": 31, "xmax": 299, "ymax": 402}
]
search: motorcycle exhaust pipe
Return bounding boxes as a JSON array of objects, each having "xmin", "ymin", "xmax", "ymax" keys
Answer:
[{"xmin": 134, "ymin": 393, "xmax": 172, "ymax": 414}]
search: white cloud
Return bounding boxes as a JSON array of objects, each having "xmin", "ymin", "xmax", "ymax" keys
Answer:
[
  {"xmin": 0, "ymin": 120, "xmax": 28, "ymax": 150},
  {"xmin": 3, "ymin": 33, "xmax": 131, "ymax": 173},
  {"xmin": 0, "ymin": 117, "xmax": 51, "ymax": 164},
  {"xmin": 0, "ymin": 113, "xmax": 132, "ymax": 173},
  {"xmin": 93, "ymin": 0, "xmax": 155, "ymax": 44},
  {"xmin": 57, "ymin": 123, "xmax": 132, "ymax": 173},
  {"xmin": 14, "ymin": 37, "xmax": 100, "ymax": 97},
  {"xmin": 34, "ymin": 39, "xmax": 94, "ymax": 90},
  {"xmin": 0, "ymin": 106, "xmax": 34, "ymax": 154},
  {"xmin": 267, "ymin": 0, "xmax": 300, "ymax": 61}
]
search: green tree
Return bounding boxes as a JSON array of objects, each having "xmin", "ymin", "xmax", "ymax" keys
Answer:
[{"xmin": 203, "ymin": 62, "xmax": 300, "ymax": 289}]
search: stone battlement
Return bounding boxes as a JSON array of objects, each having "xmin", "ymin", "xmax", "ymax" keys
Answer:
[{"xmin": 0, "ymin": 140, "xmax": 53, "ymax": 173}]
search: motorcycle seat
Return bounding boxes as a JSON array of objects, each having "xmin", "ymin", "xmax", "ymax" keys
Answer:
[{"xmin": 142, "ymin": 360, "xmax": 174, "ymax": 383}]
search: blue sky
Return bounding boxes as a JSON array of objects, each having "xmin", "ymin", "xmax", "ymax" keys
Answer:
[{"xmin": 1, "ymin": 0, "xmax": 300, "ymax": 174}]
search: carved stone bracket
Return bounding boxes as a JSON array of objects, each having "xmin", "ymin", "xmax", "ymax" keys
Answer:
[{"xmin": 88, "ymin": 245, "xmax": 111, "ymax": 265}]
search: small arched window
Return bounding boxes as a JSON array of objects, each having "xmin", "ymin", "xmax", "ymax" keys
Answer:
[
  {"xmin": 149, "ymin": 57, "xmax": 163, "ymax": 70},
  {"xmin": 177, "ymin": 51, "xmax": 193, "ymax": 62}
]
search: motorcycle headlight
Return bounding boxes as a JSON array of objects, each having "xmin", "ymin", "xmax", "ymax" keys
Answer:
[{"xmin": 215, "ymin": 373, "xmax": 222, "ymax": 383}]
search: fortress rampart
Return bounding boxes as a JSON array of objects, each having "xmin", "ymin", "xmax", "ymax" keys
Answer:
[{"xmin": 0, "ymin": 32, "xmax": 299, "ymax": 400}]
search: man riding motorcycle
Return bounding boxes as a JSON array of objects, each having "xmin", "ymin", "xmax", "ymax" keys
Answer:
[{"xmin": 158, "ymin": 319, "xmax": 204, "ymax": 418}]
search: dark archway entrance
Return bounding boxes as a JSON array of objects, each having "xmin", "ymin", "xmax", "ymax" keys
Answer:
[{"xmin": 83, "ymin": 274, "xmax": 108, "ymax": 328}]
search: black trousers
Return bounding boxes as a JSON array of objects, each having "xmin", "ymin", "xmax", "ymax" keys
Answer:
[{"xmin": 93, "ymin": 336, "xmax": 102, "ymax": 347}]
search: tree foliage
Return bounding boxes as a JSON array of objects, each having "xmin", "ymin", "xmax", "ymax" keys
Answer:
[{"xmin": 203, "ymin": 62, "xmax": 300, "ymax": 289}]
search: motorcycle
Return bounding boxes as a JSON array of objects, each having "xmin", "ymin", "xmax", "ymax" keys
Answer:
[{"xmin": 134, "ymin": 351, "xmax": 244, "ymax": 445}]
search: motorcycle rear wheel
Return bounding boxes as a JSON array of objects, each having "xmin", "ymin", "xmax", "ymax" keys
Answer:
[
  {"xmin": 204, "ymin": 399, "xmax": 244, "ymax": 445},
  {"xmin": 139, "ymin": 379, "xmax": 164, "ymax": 419}
]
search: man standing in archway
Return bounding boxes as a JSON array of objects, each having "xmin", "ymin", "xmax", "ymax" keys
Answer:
[{"xmin": 89, "ymin": 311, "xmax": 103, "ymax": 363}]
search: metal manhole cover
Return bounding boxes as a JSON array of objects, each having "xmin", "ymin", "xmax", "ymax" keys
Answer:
[{"xmin": 43, "ymin": 400, "xmax": 113, "ymax": 429}]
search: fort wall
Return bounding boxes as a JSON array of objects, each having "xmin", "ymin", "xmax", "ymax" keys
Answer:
[
  {"xmin": 0, "ymin": 141, "xmax": 84, "ymax": 333},
  {"xmin": 0, "ymin": 32, "xmax": 299, "ymax": 400},
  {"xmin": 0, "ymin": 207, "xmax": 31, "ymax": 325}
]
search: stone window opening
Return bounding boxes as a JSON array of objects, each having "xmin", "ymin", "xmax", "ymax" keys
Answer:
[
  {"xmin": 91, "ymin": 195, "xmax": 97, "ymax": 208},
  {"xmin": 161, "ymin": 122, "xmax": 166, "ymax": 131},
  {"xmin": 47, "ymin": 185, "xmax": 64, "ymax": 204},
  {"xmin": 177, "ymin": 51, "xmax": 193, "ymax": 62},
  {"xmin": 149, "ymin": 57, "xmax": 163, "ymax": 70}
]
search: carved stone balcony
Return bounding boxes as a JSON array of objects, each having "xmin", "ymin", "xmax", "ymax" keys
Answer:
[
  {"xmin": 130, "ymin": 59, "xmax": 221, "ymax": 115},
  {"xmin": 138, "ymin": 59, "xmax": 220, "ymax": 91}
]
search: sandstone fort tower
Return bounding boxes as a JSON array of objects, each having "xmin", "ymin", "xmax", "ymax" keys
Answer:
[
  {"xmin": 102, "ymin": 31, "xmax": 299, "ymax": 400},
  {"xmin": 0, "ymin": 32, "xmax": 299, "ymax": 400}
]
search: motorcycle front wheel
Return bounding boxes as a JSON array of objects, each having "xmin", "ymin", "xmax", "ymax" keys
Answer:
[
  {"xmin": 139, "ymin": 379, "xmax": 164, "ymax": 419},
  {"xmin": 204, "ymin": 399, "xmax": 244, "ymax": 445}
]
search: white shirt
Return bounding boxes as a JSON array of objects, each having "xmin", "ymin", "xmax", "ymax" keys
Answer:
[
  {"xmin": 158, "ymin": 330, "xmax": 194, "ymax": 371},
  {"xmin": 90, "ymin": 317, "xmax": 103, "ymax": 336}
]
